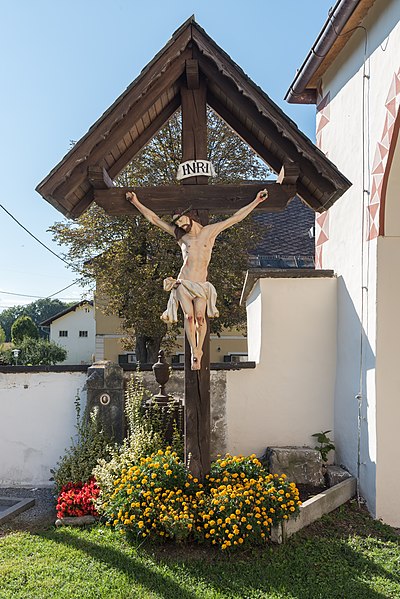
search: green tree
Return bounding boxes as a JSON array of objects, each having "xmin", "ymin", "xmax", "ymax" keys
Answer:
[
  {"xmin": 0, "ymin": 325, "xmax": 5, "ymax": 346},
  {"xmin": 17, "ymin": 337, "xmax": 67, "ymax": 365},
  {"xmin": 0, "ymin": 298, "xmax": 71, "ymax": 341},
  {"xmin": 11, "ymin": 315, "xmax": 39, "ymax": 344},
  {"xmin": 50, "ymin": 109, "xmax": 269, "ymax": 362}
]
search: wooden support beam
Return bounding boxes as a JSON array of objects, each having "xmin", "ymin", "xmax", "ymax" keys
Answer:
[
  {"xmin": 185, "ymin": 59, "xmax": 200, "ymax": 89},
  {"xmin": 184, "ymin": 328, "xmax": 210, "ymax": 480},
  {"xmin": 88, "ymin": 166, "xmax": 114, "ymax": 189},
  {"xmin": 277, "ymin": 162, "xmax": 300, "ymax": 186},
  {"xmin": 93, "ymin": 182, "xmax": 296, "ymax": 215},
  {"xmin": 181, "ymin": 79, "xmax": 208, "ymax": 184}
]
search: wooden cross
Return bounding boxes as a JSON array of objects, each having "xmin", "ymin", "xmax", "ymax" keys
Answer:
[{"xmin": 89, "ymin": 62, "xmax": 299, "ymax": 481}]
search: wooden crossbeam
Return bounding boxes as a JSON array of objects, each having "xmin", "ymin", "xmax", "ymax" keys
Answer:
[{"xmin": 93, "ymin": 183, "xmax": 296, "ymax": 215}]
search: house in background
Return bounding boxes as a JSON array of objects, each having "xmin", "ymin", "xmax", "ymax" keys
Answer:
[
  {"xmin": 286, "ymin": 0, "xmax": 400, "ymax": 526},
  {"xmin": 95, "ymin": 195, "xmax": 315, "ymax": 365},
  {"xmin": 40, "ymin": 300, "xmax": 95, "ymax": 365}
]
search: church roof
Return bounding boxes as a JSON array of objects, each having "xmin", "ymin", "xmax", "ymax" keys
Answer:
[
  {"xmin": 36, "ymin": 17, "xmax": 350, "ymax": 218},
  {"xmin": 285, "ymin": 0, "xmax": 377, "ymax": 104}
]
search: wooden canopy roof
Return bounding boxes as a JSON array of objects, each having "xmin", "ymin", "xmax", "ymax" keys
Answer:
[{"xmin": 36, "ymin": 17, "xmax": 351, "ymax": 218}]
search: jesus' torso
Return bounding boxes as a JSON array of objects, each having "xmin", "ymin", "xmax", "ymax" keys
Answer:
[{"xmin": 177, "ymin": 227, "xmax": 216, "ymax": 283}]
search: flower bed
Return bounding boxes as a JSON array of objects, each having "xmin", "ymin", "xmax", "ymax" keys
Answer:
[
  {"xmin": 56, "ymin": 479, "xmax": 100, "ymax": 519},
  {"xmin": 99, "ymin": 450, "xmax": 302, "ymax": 550}
]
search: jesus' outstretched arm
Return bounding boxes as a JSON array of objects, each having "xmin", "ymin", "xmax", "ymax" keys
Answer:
[
  {"xmin": 126, "ymin": 191, "xmax": 175, "ymax": 236},
  {"xmin": 206, "ymin": 189, "xmax": 268, "ymax": 238}
]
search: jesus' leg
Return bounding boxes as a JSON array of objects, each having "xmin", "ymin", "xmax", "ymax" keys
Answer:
[
  {"xmin": 175, "ymin": 287, "xmax": 198, "ymax": 368},
  {"xmin": 193, "ymin": 297, "xmax": 207, "ymax": 369}
]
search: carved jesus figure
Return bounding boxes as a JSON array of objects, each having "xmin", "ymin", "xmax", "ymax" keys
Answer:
[{"xmin": 126, "ymin": 190, "xmax": 268, "ymax": 369}]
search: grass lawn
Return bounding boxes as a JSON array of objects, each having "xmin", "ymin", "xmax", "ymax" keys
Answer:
[{"xmin": 0, "ymin": 501, "xmax": 399, "ymax": 599}]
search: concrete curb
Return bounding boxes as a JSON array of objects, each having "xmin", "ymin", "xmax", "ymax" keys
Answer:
[
  {"xmin": 0, "ymin": 497, "xmax": 35, "ymax": 525},
  {"xmin": 271, "ymin": 476, "xmax": 357, "ymax": 543}
]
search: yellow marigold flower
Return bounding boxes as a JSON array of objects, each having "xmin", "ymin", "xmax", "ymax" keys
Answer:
[
  {"xmin": 166, "ymin": 470, "xmax": 172, "ymax": 476},
  {"xmin": 246, "ymin": 524, "xmax": 252, "ymax": 530},
  {"xmin": 221, "ymin": 544, "xmax": 227, "ymax": 550},
  {"xmin": 138, "ymin": 521, "xmax": 144, "ymax": 529}
]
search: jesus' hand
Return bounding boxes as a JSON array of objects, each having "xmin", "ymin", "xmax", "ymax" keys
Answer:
[
  {"xmin": 256, "ymin": 189, "xmax": 269, "ymax": 203},
  {"xmin": 126, "ymin": 191, "xmax": 138, "ymax": 204}
]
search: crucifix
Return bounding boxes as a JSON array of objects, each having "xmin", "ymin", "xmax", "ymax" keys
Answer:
[
  {"xmin": 111, "ymin": 67, "xmax": 294, "ymax": 481},
  {"xmin": 90, "ymin": 65, "xmax": 298, "ymax": 481}
]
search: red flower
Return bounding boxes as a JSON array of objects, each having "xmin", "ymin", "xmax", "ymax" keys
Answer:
[{"xmin": 56, "ymin": 478, "xmax": 100, "ymax": 519}]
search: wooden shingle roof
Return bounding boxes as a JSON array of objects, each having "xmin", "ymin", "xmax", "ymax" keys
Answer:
[{"xmin": 36, "ymin": 17, "xmax": 351, "ymax": 218}]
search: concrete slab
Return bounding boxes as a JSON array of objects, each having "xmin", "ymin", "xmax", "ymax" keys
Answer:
[{"xmin": 0, "ymin": 497, "xmax": 35, "ymax": 525}]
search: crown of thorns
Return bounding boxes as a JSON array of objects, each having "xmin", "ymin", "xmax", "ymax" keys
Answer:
[{"xmin": 171, "ymin": 205, "xmax": 193, "ymax": 225}]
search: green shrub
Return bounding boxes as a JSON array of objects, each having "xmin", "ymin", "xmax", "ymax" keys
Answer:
[
  {"xmin": 18, "ymin": 337, "xmax": 67, "ymax": 365},
  {"xmin": 94, "ymin": 371, "xmax": 183, "ymax": 500},
  {"xmin": 52, "ymin": 394, "xmax": 111, "ymax": 492},
  {"xmin": 11, "ymin": 315, "xmax": 39, "ymax": 344}
]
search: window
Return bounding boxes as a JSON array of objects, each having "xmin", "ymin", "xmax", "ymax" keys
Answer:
[
  {"xmin": 79, "ymin": 331, "xmax": 88, "ymax": 338},
  {"xmin": 171, "ymin": 353, "xmax": 185, "ymax": 364},
  {"xmin": 59, "ymin": 330, "xmax": 68, "ymax": 337},
  {"xmin": 223, "ymin": 353, "xmax": 248, "ymax": 363}
]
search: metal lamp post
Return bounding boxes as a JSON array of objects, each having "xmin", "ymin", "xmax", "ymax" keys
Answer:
[{"xmin": 12, "ymin": 348, "xmax": 20, "ymax": 366}]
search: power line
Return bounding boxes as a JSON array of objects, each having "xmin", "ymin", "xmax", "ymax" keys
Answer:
[
  {"xmin": 0, "ymin": 280, "xmax": 92, "ymax": 301},
  {"xmin": 0, "ymin": 202, "xmax": 75, "ymax": 268}
]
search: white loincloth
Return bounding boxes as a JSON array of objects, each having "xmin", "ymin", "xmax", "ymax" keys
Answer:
[{"xmin": 161, "ymin": 277, "xmax": 219, "ymax": 324}]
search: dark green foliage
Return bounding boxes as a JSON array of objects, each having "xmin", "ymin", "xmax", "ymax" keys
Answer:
[{"xmin": 11, "ymin": 315, "xmax": 39, "ymax": 344}]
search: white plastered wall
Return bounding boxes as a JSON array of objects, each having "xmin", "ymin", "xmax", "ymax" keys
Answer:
[
  {"xmin": 375, "ymin": 128, "xmax": 400, "ymax": 526},
  {"xmin": 225, "ymin": 276, "xmax": 337, "ymax": 458},
  {"xmin": 316, "ymin": 0, "xmax": 400, "ymax": 521},
  {"xmin": 50, "ymin": 304, "xmax": 96, "ymax": 365},
  {"xmin": 0, "ymin": 372, "xmax": 87, "ymax": 487}
]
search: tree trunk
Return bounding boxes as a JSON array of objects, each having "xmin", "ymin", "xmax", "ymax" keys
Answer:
[
  {"xmin": 135, "ymin": 335, "xmax": 163, "ymax": 364},
  {"xmin": 135, "ymin": 335, "xmax": 148, "ymax": 363},
  {"xmin": 146, "ymin": 336, "xmax": 163, "ymax": 364}
]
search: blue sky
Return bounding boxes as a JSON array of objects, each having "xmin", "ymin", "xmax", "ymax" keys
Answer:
[{"xmin": 0, "ymin": 0, "xmax": 333, "ymax": 310}]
